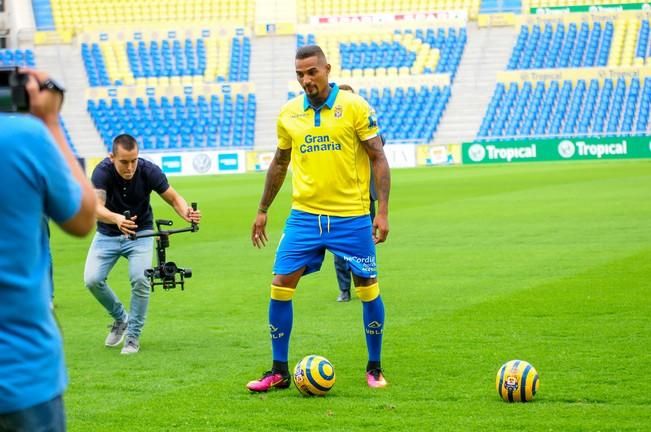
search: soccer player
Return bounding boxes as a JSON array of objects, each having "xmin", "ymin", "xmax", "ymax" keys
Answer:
[
  {"xmin": 247, "ymin": 45, "xmax": 391, "ymax": 391},
  {"xmin": 84, "ymin": 134, "xmax": 201, "ymax": 355}
]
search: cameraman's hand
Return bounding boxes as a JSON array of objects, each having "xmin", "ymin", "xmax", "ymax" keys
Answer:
[
  {"xmin": 186, "ymin": 207, "xmax": 201, "ymax": 224},
  {"xmin": 21, "ymin": 69, "xmax": 63, "ymax": 125},
  {"xmin": 117, "ymin": 214, "xmax": 138, "ymax": 237}
]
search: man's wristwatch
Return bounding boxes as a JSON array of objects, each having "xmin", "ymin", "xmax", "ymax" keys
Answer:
[{"xmin": 39, "ymin": 78, "xmax": 66, "ymax": 98}]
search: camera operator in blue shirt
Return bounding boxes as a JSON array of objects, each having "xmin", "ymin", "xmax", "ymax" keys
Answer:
[{"xmin": 0, "ymin": 69, "xmax": 96, "ymax": 432}]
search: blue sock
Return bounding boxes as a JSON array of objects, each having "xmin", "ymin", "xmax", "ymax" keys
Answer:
[
  {"xmin": 362, "ymin": 295, "xmax": 385, "ymax": 363},
  {"xmin": 269, "ymin": 299, "xmax": 293, "ymax": 363}
]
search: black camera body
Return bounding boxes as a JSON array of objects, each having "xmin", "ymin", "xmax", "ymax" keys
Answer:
[
  {"xmin": 0, "ymin": 67, "xmax": 29, "ymax": 113},
  {"xmin": 145, "ymin": 260, "xmax": 192, "ymax": 291},
  {"xmin": 127, "ymin": 202, "xmax": 198, "ymax": 291}
]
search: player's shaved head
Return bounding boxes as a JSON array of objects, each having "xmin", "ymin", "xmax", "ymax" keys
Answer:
[
  {"xmin": 295, "ymin": 45, "xmax": 331, "ymax": 104},
  {"xmin": 296, "ymin": 45, "xmax": 327, "ymax": 63}
]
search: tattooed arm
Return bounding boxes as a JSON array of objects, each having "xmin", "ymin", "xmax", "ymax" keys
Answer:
[
  {"xmin": 362, "ymin": 135, "xmax": 390, "ymax": 243},
  {"xmin": 251, "ymin": 147, "xmax": 292, "ymax": 248}
]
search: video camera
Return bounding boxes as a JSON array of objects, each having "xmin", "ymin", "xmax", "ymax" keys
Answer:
[
  {"xmin": 126, "ymin": 202, "xmax": 199, "ymax": 291},
  {"xmin": 0, "ymin": 67, "xmax": 29, "ymax": 113}
]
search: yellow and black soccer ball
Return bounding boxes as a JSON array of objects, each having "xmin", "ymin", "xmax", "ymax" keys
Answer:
[
  {"xmin": 293, "ymin": 355, "xmax": 336, "ymax": 396},
  {"xmin": 496, "ymin": 360, "xmax": 539, "ymax": 402}
]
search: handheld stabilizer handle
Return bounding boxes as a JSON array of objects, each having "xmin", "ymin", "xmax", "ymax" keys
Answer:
[
  {"xmin": 190, "ymin": 202, "xmax": 199, "ymax": 232},
  {"xmin": 123, "ymin": 211, "xmax": 136, "ymax": 240}
]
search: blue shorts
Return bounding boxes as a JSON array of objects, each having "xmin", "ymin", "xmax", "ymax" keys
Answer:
[{"xmin": 274, "ymin": 209, "xmax": 377, "ymax": 278}]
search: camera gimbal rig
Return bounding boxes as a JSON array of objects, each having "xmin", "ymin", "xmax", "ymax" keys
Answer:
[{"xmin": 125, "ymin": 202, "xmax": 199, "ymax": 291}]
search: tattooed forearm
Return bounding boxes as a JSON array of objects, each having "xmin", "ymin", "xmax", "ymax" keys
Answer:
[
  {"xmin": 363, "ymin": 136, "xmax": 391, "ymax": 215},
  {"xmin": 95, "ymin": 189, "xmax": 107, "ymax": 205},
  {"xmin": 258, "ymin": 148, "xmax": 291, "ymax": 211}
]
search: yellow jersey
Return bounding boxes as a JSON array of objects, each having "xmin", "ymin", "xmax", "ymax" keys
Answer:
[{"xmin": 277, "ymin": 84, "xmax": 379, "ymax": 216}]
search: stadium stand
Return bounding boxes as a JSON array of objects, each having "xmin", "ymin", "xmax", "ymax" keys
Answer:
[
  {"xmin": 477, "ymin": 76, "xmax": 651, "ymax": 139},
  {"xmin": 0, "ymin": 48, "xmax": 36, "ymax": 67},
  {"xmin": 87, "ymin": 85, "xmax": 256, "ymax": 150},
  {"xmin": 507, "ymin": 21, "xmax": 614, "ymax": 69},
  {"xmin": 31, "ymin": 0, "xmax": 56, "ymax": 30},
  {"xmin": 297, "ymin": 26, "xmax": 466, "ymax": 78},
  {"xmin": 476, "ymin": 9, "xmax": 651, "ymax": 141},
  {"xmin": 80, "ymin": 28, "xmax": 250, "ymax": 87},
  {"xmin": 0, "ymin": 48, "xmax": 78, "ymax": 154},
  {"xmin": 297, "ymin": 0, "xmax": 481, "ymax": 21},
  {"xmin": 47, "ymin": 0, "xmax": 255, "ymax": 33},
  {"xmin": 480, "ymin": 0, "xmax": 521, "ymax": 14}
]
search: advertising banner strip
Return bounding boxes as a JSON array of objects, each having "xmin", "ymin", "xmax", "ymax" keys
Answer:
[
  {"xmin": 462, "ymin": 136, "xmax": 651, "ymax": 164},
  {"xmin": 530, "ymin": 3, "xmax": 651, "ymax": 14},
  {"xmin": 497, "ymin": 66, "xmax": 651, "ymax": 87},
  {"xmin": 141, "ymin": 150, "xmax": 246, "ymax": 176}
]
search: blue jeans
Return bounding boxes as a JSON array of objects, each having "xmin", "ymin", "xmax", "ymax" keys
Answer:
[
  {"xmin": 0, "ymin": 395, "xmax": 65, "ymax": 432},
  {"xmin": 84, "ymin": 232, "xmax": 153, "ymax": 338}
]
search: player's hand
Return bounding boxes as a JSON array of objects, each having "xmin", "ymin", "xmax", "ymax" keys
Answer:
[
  {"xmin": 372, "ymin": 214, "xmax": 389, "ymax": 244},
  {"xmin": 252, "ymin": 213, "xmax": 268, "ymax": 248},
  {"xmin": 21, "ymin": 69, "xmax": 63, "ymax": 124},
  {"xmin": 117, "ymin": 214, "xmax": 138, "ymax": 236},
  {"xmin": 186, "ymin": 207, "xmax": 201, "ymax": 224}
]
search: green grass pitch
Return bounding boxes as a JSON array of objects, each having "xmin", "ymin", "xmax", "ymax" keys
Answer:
[{"xmin": 50, "ymin": 160, "xmax": 651, "ymax": 431}]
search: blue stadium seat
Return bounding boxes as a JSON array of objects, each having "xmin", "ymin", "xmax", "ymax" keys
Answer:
[
  {"xmin": 508, "ymin": 20, "xmax": 614, "ymax": 70},
  {"xmin": 478, "ymin": 74, "xmax": 650, "ymax": 139},
  {"xmin": 88, "ymin": 92, "xmax": 256, "ymax": 150}
]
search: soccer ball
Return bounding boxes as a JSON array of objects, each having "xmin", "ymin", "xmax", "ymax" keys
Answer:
[
  {"xmin": 293, "ymin": 355, "xmax": 336, "ymax": 396},
  {"xmin": 496, "ymin": 359, "xmax": 540, "ymax": 402}
]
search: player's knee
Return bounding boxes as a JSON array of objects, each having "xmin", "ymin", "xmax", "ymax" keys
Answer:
[
  {"xmin": 271, "ymin": 285, "xmax": 296, "ymax": 301},
  {"xmin": 355, "ymin": 282, "xmax": 380, "ymax": 302}
]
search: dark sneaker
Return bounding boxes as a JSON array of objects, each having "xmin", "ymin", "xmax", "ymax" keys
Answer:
[
  {"xmin": 120, "ymin": 336, "xmax": 140, "ymax": 355},
  {"xmin": 246, "ymin": 371, "xmax": 290, "ymax": 392},
  {"xmin": 337, "ymin": 290, "xmax": 351, "ymax": 302},
  {"xmin": 105, "ymin": 317, "xmax": 128, "ymax": 347},
  {"xmin": 366, "ymin": 368, "xmax": 388, "ymax": 388}
]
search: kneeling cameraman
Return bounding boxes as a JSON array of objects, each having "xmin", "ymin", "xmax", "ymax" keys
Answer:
[{"xmin": 83, "ymin": 134, "xmax": 201, "ymax": 355}]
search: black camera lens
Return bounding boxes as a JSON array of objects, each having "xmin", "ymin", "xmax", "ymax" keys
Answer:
[{"xmin": 162, "ymin": 262, "xmax": 178, "ymax": 278}]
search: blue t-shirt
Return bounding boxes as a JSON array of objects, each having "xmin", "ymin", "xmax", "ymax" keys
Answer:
[
  {"xmin": 0, "ymin": 113, "xmax": 82, "ymax": 414},
  {"xmin": 91, "ymin": 157, "xmax": 169, "ymax": 236}
]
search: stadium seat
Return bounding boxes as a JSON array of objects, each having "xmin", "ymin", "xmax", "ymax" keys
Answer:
[
  {"xmin": 46, "ymin": 0, "xmax": 255, "ymax": 34},
  {"xmin": 87, "ymin": 90, "xmax": 256, "ymax": 151},
  {"xmin": 477, "ymin": 76, "xmax": 650, "ymax": 139},
  {"xmin": 298, "ymin": 26, "xmax": 467, "ymax": 80},
  {"xmin": 82, "ymin": 31, "xmax": 250, "ymax": 86},
  {"xmin": 508, "ymin": 21, "xmax": 613, "ymax": 70}
]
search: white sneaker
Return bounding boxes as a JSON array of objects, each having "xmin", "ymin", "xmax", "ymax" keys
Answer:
[
  {"xmin": 120, "ymin": 336, "xmax": 140, "ymax": 355},
  {"xmin": 105, "ymin": 316, "xmax": 128, "ymax": 347}
]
